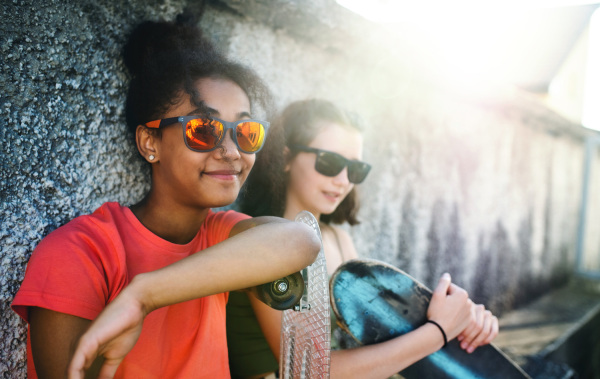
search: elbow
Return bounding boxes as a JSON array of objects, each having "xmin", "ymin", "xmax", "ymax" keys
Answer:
[
  {"xmin": 284, "ymin": 222, "xmax": 320, "ymax": 269},
  {"xmin": 297, "ymin": 223, "xmax": 321, "ymax": 266}
]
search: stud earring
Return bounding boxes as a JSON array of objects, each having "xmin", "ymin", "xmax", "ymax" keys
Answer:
[{"xmin": 148, "ymin": 155, "xmax": 155, "ymax": 161}]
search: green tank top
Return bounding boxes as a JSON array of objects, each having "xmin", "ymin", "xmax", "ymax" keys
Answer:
[
  {"xmin": 227, "ymin": 224, "xmax": 355, "ymax": 376},
  {"xmin": 226, "ymin": 291, "xmax": 279, "ymax": 378}
]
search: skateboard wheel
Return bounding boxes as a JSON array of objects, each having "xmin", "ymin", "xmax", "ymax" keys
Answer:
[{"xmin": 250, "ymin": 271, "xmax": 305, "ymax": 310}]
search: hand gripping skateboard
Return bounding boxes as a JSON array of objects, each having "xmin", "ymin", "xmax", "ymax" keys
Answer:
[
  {"xmin": 330, "ymin": 258, "xmax": 531, "ymax": 379},
  {"xmin": 279, "ymin": 211, "xmax": 331, "ymax": 378}
]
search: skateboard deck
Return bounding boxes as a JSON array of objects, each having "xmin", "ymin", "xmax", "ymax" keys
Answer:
[
  {"xmin": 279, "ymin": 211, "xmax": 331, "ymax": 378},
  {"xmin": 330, "ymin": 258, "xmax": 531, "ymax": 379}
]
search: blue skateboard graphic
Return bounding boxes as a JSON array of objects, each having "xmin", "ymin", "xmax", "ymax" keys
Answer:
[{"xmin": 330, "ymin": 259, "xmax": 530, "ymax": 379}]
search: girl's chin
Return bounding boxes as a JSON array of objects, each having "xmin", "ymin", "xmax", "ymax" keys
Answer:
[
  {"xmin": 316, "ymin": 203, "xmax": 341, "ymax": 217},
  {"xmin": 204, "ymin": 193, "xmax": 239, "ymax": 209}
]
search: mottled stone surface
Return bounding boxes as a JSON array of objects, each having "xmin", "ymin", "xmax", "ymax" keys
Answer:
[
  {"xmin": 1, "ymin": 0, "xmax": 599, "ymax": 376},
  {"xmin": 0, "ymin": 1, "xmax": 186, "ymax": 376}
]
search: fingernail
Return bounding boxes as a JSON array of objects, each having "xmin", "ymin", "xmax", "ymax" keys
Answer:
[
  {"xmin": 467, "ymin": 346, "xmax": 475, "ymax": 353},
  {"xmin": 461, "ymin": 341, "xmax": 468, "ymax": 349},
  {"xmin": 442, "ymin": 273, "xmax": 450, "ymax": 280}
]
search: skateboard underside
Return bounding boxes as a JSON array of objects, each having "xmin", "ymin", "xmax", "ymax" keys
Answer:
[
  {"xmin": 330, "ymin": 259, "xmax": 530, "ymax": 379},
  {"xmin": 279, "ymin": 211, "xmax": 331, "ymax": 378}
]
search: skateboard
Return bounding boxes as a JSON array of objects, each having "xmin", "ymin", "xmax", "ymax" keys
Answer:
[
  {"xmin": 279, "ymin": 211, "xmax": 331, "ymax": 378},
  {"xmin": 330, "ymin": 258, "xmax": 531, "ymax": 379}
]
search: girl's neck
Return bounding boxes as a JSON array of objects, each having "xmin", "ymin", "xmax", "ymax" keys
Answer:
[{"xmin": 130, "ymin": 192, "xmax": 210, "ymax": 245}]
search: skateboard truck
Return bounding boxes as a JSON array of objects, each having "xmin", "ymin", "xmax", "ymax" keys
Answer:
[
  {"xmin": 292, "ymin": 210, "xmax": 325, "ymax": 314},
  {"xmin": 294, "ymin": 267, "xmax": 311, "ymax": 312}
]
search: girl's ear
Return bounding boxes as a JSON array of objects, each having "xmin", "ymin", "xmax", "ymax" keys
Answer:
[
  {"xmin": 283, "ymin": 146, "xmax": 291, "ymax": 172},
  {"xmin": 136, "ymin": 125, "xmax": 159, "ymax": 163}
]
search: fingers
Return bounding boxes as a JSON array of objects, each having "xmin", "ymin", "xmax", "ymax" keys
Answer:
[
  {"xmin": 428, "ymin": 274, "xmax": 500, "ymax": 354},
  {"xmin": 67, "ymin": 356, "xmax": 85, "ymax": 379},
  {"xmin": 68, "ymin": 335, "xmax": 126, "ymax": 379},
  {"xmin": 432, "ymin": 273, "xmax": 451, "ymax": 299},
  {"xmin": 96, "ymin": 358, "xmax": 124, "ymax": 379},
  {"xmin": 458, "ymin": 304, "xmax": 499, "ymax": 353},
  {"xmin": 427, "ymin": 274, "xmax": 472, "ymax": 342},
  {"xmin": 484, "ymin": 316, "xmax": 499, "ymax": 344},
  {"xmin": 458, "ymin": 304, "xmax": 483, "ymax": 352},
  {"xmin": 68, "ymin": 337, "xmax": 98, "ymax": 379}
]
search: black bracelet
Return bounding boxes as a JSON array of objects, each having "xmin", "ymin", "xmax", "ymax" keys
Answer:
[{"xmin": 426, "ymin": 320, "xmax": 448, "ymax": 348}]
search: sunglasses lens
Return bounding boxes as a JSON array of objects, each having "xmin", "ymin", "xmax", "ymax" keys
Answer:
[
  {"xmin": 315, "ymin": 152, "xmax": 346, "ymax": 177},
  {"xmin": 347, "ymin": 162, "xmax": 371, "ymax": 184},
  {"xmin": 236, "ymin": 121, "xmax": 266, "ymax": 153},
  {"xmin": 186, "ymin": 118, "xmax": 224, "ymax": 151}
]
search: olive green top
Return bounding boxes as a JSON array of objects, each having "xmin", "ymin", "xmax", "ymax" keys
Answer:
[{"xmin": 226, "ymin": 291, "xmax": 279, "ymax": 378}]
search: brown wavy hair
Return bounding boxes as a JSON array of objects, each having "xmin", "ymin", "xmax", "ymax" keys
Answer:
[{"xmin": 239, "ymin": 99, "xmax": 365, "ymax": 225}]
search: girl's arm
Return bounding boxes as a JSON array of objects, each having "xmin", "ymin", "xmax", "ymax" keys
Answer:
[
  {"xmin": 68, "ymin": 217, "xmax": 320, "ymax": 379},
  {"xmin": 29, "ymin": 308, "xmax": 102, "ymax": 379},
  {"xmin": 251, "ymin": 273, "xmax": 497, "ymax": 379}
]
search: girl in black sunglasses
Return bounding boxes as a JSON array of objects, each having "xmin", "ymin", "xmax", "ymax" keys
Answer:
[
  {"xmin": 229, "ymin": 99, "xmax": 499, "ymax": 378},
  {"xmin": 12, "ymin": 13, "xmax": 320, "ymax": 379}
]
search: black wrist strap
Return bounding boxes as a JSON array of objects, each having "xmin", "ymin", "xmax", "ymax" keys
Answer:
[{"xmin": 426, "ymin": 320, "xmax": 448, "ymax": 348}]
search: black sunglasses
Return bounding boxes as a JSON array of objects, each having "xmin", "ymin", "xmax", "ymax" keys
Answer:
[{"xmin": 291, "ymin": 145, "xmax": 371, "ymax": 184}]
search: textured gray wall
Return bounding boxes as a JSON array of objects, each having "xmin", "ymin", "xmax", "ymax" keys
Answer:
[{"xmin": 1, "ymin": 0, "xmax": 598, "ymax": 377}]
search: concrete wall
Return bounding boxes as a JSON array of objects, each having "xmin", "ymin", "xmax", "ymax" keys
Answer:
[{"xmin": 1, "ymin": 0, "xmax": 598, "ymax": 376}]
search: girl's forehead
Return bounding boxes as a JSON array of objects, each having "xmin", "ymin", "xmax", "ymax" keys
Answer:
[
  {"xmin": 193, "ymin": 77, "xmax": 251, "ymax": 115},
  {"xmin": 310, "ymin": 122, "xmax": 362, "ymax": 144},
  {"xmin": 309, "ymin": 123, "xmax": 364, "ymax": 158}
]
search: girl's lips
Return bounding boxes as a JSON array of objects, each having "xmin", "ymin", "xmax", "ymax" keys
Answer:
[
  {"xmin": 322, "ymin": 190, "xmax": 342, "ymax": 202},
  {"xmin": 203, "ymin": 170, "xmax": 240, "ymax": 180}
]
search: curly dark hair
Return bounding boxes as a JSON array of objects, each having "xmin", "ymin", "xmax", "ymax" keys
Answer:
[
  {"xmin": 122, "ymin": 11, "xmax": 273, "ymax": 149},
  {"xmin": 239, "ymin": 99, "xmax": 365, "ymax": 225}
]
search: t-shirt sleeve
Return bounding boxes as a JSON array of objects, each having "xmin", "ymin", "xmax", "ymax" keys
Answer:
[
  {"xmin": 11, "ymin": 222, "xmax": 115, "ymax": 322},
  {"xmin": 206, "ymin": 210, "xmax": 251, "ymax": 245}
]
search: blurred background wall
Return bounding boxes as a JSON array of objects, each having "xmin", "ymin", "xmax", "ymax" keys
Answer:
[{"xmin": 1, "ymin": 0, "xmax": 600, "ymax": 376}]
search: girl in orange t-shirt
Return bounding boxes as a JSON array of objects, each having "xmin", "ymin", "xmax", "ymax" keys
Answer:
[{"xmin": 12, "ymin": 13, "xmax": 319, "ymax": 379}]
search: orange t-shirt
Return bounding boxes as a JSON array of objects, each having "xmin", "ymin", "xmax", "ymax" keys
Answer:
[{"xmin": 12, "ymin": 202, "xmax": 249, "ymax": 378}]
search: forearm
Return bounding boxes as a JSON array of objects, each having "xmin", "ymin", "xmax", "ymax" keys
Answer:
[
  {"xmin": 248, "ymin": 294, "xmax": 283, "ymax": 358},
  {"xmin": 330, "ymin": 323, "xmax": 445, "ymax": 379},
  {"xmin": 132, "ymin": 220, "xmax": 320, "ymax": 313}
]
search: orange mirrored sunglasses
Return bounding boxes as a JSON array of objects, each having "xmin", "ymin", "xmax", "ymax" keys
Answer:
[{"xmin": 145, "ymin": 116, "xmax": 269, "ymax": 154}]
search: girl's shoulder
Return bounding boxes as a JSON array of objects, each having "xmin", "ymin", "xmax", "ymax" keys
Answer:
[
  {"xmin": 320, "ymin": 224, "xmax": 358, "ymax": 269},
  {"xmin": 324, "ymin": 224, "xmax": 355, "ymax": 249},
  {"xmin": 42, "ymin": 202, "xmax": 124, "ymax": 241},
  {"xmin": 204, "ymin": 209, "xmax": 251, "ymax": 241}
]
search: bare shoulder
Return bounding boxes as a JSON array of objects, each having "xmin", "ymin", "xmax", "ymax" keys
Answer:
[
  {"xmin": 332, "ymin": 226, "xmax": 359, "ymax": 260},
  {"xmin": 329, "ymin": 225, "xmax": 352, "ymax": 241},
  {"xmin": 322, "ymin": 224, "xmax": 358, "ymax": 262}
]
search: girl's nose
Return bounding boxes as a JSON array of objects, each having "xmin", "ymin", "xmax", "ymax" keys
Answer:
[
  {"xmin": 215, "ymin": 130, "xmax": 241, "ymax": 160},
  {"xmin": 332, "ymin": 166, "xmax": 350, "ymax": 186}
]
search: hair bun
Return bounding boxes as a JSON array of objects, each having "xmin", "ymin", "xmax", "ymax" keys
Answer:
[
  {"xmin": 122, "ymin": 15, "xmax": 217, "ymax": 78},
  {"xmin": 122, "ymin": 21, "xmax": 170, "ymax": 77}
]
